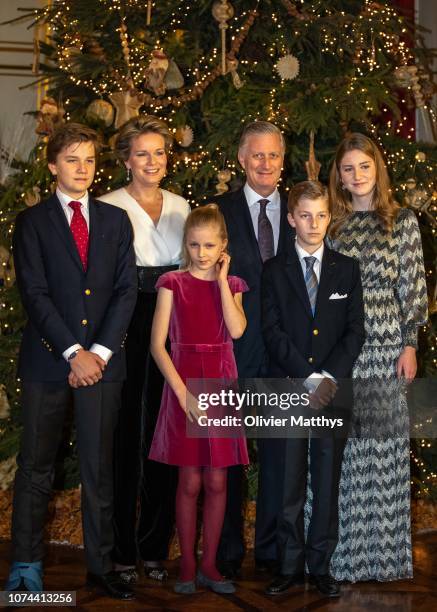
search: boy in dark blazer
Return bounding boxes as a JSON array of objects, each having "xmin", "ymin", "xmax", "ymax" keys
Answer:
[
  {"xmin": 261, "ymin": 181, "xmax": 365, "ymax": 597},
  {"xmin": 5, "ymin": 124, "xmax": 137, "ymax": 599}
]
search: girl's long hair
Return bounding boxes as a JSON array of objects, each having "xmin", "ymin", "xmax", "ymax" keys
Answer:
[{"xmin": 328, "ymin": 132, "xmax": 399, "ymax": 237}]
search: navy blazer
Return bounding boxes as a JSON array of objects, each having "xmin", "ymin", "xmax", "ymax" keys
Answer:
[
  {"xmin": 261, "ymin": 244, "xmax": 365, "ymax": 379},
  {"xmin": 213, "ymin": 187, "xmax": 294, "ymax": 377},
  {"xmin": 13, "ymin": 195, "xmax": 137, "ymax": 382}
]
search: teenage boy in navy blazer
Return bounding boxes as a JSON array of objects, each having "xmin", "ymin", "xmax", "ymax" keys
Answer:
[
  {"xmin": 261, "ymin": 181, "xmax": 365, "ymax": 598},
  {"xmin": 5, "ymin": 123, "xmax": 137, "ymax": 599}
]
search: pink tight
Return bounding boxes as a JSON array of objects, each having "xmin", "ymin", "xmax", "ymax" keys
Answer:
[{"xmin": 176, "ymin": 466, "xmax": 227, "ymax": 582}]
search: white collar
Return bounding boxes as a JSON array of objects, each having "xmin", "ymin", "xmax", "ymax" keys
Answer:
[
  {"xmin": 244, "ymin": 183, "xmax": 280, "ymax": 209},
  {"xmin": 56, "ymin": 187, "xmax": 89, "ymax": 211},
  {"xmin": 294, "ymin": 239, "xmax": 324, "ymax": 264}
]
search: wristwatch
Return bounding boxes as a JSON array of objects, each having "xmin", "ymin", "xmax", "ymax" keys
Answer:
[{"xmin": 68, "ymin": 348, "xmax": 83, "ymax": 361}]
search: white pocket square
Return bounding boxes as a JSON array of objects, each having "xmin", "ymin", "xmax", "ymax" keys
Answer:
[{"xmin": 329, "ymin": 292, "xmax": 347, "ymax": 300}]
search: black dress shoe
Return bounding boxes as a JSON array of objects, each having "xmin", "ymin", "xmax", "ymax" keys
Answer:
[
  {"xmin": 216, "ymin": 560, "xmax": 241, "ymax": 580},
  {"xmin": 265, "ymin": 573, "xmax": 305, "ymax": 595},
  {"xmin": 309, "ymin": 574, "xmax": 340, "ymax": 597},
  {"xmin": 255, "ymin": 558, "xmax": 279, "ymax": 574},
  {"xmin": 86, "ymin": 571, "xmax": 135, "ymax": 600}
]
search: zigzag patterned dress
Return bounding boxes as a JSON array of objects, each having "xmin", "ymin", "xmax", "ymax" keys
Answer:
[{"xmin": 328, "ymin": 208, "xmax": 427, "ymax": 582}]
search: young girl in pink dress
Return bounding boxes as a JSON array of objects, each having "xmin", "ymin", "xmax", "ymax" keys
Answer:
[{"xmin": 149, "ymin": 204, "xmax": 249, "ymax": 594}]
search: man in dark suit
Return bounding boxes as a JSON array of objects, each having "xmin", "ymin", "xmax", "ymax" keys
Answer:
[
  {"xmin": 262, "ymin": 181, "xmax": 364, "ymax": 597},
  {"xmin": 212, "ymin": 121, "xmax": 294, "ymax": 577},
  {"xmin": 5, "ymin": 124, "xmax": 137, "ymax": 599}
]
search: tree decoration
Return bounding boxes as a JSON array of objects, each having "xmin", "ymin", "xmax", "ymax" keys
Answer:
[
  {"xmin": 147, "ymin": 0, "xmax": 153, "ymax": 25},
  {"xmin": 215, "ymin": 169, "xmax": 232, "ymax": 195},
  {"xmin": 119, "ymin": 20, "xmax": 133, "ymax": 87},
  {"xmin": 304, "ymin": 131, "xmax": 321, "ymax": 181},
  {"xmin": 35, "ymin": 97, "xmax": 65, "ymax": 137},
  {"xmin": 404, "ymin": 180, "xmax": 437, "ymax": 227},
  {"xmin": 226, "ymin": 58, "xmax": 244, "ymax": 89},
  {"xmin": 275, "ymin": 54, "xmax": 300, "ymax": 81},
  {"xmin": 164, "ymin": 58, "xmax": 185, "ymax": 91},
  {"xmin": 109, "ymin": 89, "xmax": 143, "ymax": 128},
  {"xmin": 23, "ymin": 186, "xmax": 41, "ymax": 207},
  {"xmin": 86, "ymin": 99, "xmax": 115, "ymax": 126},
  {"xmin": 144, "ymin": 49, "xmax": 169, "ymax": 96},
  {"xmin": 212, "ymin": 0, "xmax": 235, "ymax": 75},
  {"xmin": 175, "ymin": 125, "xmax": 194, "ymax": 148},
  {"xmin": 0, "ymin": 384, "xmax": 10, "ymax": 419}
]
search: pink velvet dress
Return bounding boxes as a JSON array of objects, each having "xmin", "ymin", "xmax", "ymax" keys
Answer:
[{"xmin": 149, "ymin": 270, "xmax": 249, "ymax": 468}]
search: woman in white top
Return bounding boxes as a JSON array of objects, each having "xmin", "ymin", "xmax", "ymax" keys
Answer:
[{"xmin": 99, "ymin": 115, "xmax": 190, "ymax": 583}]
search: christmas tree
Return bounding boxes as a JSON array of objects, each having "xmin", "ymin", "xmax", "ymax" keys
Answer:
[{"xmin": 0, "ymin": 0, "xmax": 436, "ymax": 498}]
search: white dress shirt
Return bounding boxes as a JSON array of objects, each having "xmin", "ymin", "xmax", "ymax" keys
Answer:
[
  {"xmin": 98, "ymin": 188, "xmax": 191, "ymax": 266},
  {"xmin": 56, "ymin": 188, "xmax": 112, "ymax": 364},
  {"xmin": 244, "ymin": 183, "xmax": 281, "ymax": 254},
  {"xmin": 294, "ymin": 239, "xmax": 336, "ymax": 391}
]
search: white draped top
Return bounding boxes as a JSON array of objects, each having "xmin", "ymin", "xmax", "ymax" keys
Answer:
[{"xmin": 99, "ymin": 187, "xmax": 191, "ymax": 267}]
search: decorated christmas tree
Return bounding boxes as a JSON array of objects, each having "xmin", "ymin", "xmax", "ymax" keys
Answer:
[{"xmin": 0, "ymin": 0, "xmax": 435, "ymax": 498}]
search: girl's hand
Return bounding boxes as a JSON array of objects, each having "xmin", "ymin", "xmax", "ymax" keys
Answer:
[
  {"xmin": 216, "ymin": 252, "xmax": 231, "ymax": 284},
  {"xmin": 179, "ymin": 389, "xmax": 203, "ymax": 422},
  {"xmin": 396, "ymin": 346, "xmax": 417, "ymax": 383}
]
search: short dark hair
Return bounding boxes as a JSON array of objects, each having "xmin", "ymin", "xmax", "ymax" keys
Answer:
[
  {"xmin": 46, "ymin": 123, "xmax": 101, "ymax": 164},
  {"xmin": 288, "ymin": 180, "xmax": 329, "ymax": 214}
]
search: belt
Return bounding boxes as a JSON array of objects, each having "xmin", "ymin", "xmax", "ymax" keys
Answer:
[
  {"xmin": 171, "ymin": 342, "xmax": 233, "ymax": 353},
  {"xmin": 137, "ymin": 264, "xmax": 179, "ymax": 293}
]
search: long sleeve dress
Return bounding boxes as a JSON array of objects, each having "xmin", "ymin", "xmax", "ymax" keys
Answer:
[{"xmin": 328, "ymin": 207, "xmax": 428, "ymax": 581}]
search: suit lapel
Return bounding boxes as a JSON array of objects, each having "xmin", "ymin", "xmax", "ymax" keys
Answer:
[
  {"xmin": 86, "ymin": 197, "xmax": 103, "ymax": 276},
  {"xmin": 46, "ymin": 195, "xmax": 84, "ymax": 272},
  {"xmin": 284, "ymin": 246, "xmax": 313, "ymax": 319},
  {"xmin": 228, "ymin": 188, "xmax": 262, "ymax": 265},
  {"xmin": 314, "ymin": 245, "xmax": 337, "ymax": 317}
]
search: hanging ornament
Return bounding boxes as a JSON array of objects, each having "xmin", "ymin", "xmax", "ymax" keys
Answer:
[
  {"xmin": 0, "ymin": 245, "xmax": 14, "ymax": 288},
  {"xmin": 175, "ymin": 125, "xmax": 194, "ymax": 147},
  {"xmin": 35, "ymin": 97, "xmax": 65, "ymax": 137},
  {"xmin": 24, "ymin": 186, "xmax": 41, "ymax": 207},
  {"xmin": 212, "ymin": 0, "xmax": 234, "ymax": 75},
  {"xmin": 109, "ymin": 89, "xmax": 143, "ymax": 129},
  {"xmin": 415, "ymin": 151, "xmax": 426, "ymax": 163},
  {"xmin": 275, "ymin": 54, "xmax": 300, "ymax": 81},
  {"xmin": 144, "ymin": 49, "xmax": 169, "ymax": 96},
  {"xmin": 147, "ymin": 0, "xmax": 153, "ymax": 25},
  {"xmin": 226, "ymin": 58, "xmax": 244, "ymax": 89},
  {"xmin": 304, "ymin": 131, "xmax": 321, "ymax": 181},
  {"xmin": 0, "ymin": 384, "xmax": 10, "ymax": 419},
  {"xmin": 215, "ymin": 169, "xmax": 232, "ymax": 195},
  {"xmin": 164, "ymin": 58, "xmax": 185, "ymax": 90},
  {"xmin": 86, "ymin": 99, "xmax": 115, "ymax": 126},
  {"xmin": 404, "ymin": 181, "xmax": 437, "ymax": 227}
]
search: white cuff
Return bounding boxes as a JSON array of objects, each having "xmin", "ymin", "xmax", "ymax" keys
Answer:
[
  {"xmin": 303, "ymin": 371, "xmax": 337, "ymax": 392},
  {"xmin": 63, "ymin": 344, "xmax": 82, "ymax": 362},
  {"xmin": 90, "ymin": 343, "xmax": 113, "ymax": 363}
]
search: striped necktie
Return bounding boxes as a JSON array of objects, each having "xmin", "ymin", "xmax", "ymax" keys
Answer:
[{"xmin": 304, "ymin": 256, "xmax": 318, "ymax": 316}]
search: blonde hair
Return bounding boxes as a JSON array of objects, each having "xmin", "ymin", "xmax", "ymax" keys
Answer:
[
  {"xmin": 181, "ymin": 204, "xmax": 228, "ymax": 268},
  {"xmin": 288, "ymin": 180, "xmax": 329, "ymax": 214},
  {"xmin": 115, "ymin": 114, "xmax": 173, "ymax": 161},
  {"xmin": 328, "ymin": 132, "xmax": 399, "ymax": 236}
]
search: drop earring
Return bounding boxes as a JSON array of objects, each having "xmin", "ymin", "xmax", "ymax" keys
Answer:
[{"xmin": 126, "ymin": 167, "xmax": 131, "ymax": 182}]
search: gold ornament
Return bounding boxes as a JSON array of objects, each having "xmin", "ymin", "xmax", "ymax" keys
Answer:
[
  {"xmin": 86, "ymin": 99, "xmax": 115, "ymax": 126},
  {"xmin": 164, "ymin": 59, "xmax": 185, "ymax": 90},
  {"xmin": 24, "ymin": 186, "xmax": 41, "ymax": 207},
  {"xmin": 175, "ymin": 125, "xmax": 194, "ymax": 147},
  {"xmin": 404, "ymin": 181, "xmax": 437, "ymax": 227},
  {"xmin": 275, "ymin": 54, "xmax": 300, "ymax": 81},
  {"xmin": 0, "ymin": 245, "xmax": 15, "ymax": 288},
  {"xmin": 212, "ymin": 0, "xmax": 234, "ymax": 74},
  {"xmin": 304, "ymin": 131, "xmax": 321, "ymax": 181},
  {"xmin": 0, "ymin": 384, "xmax": 10, "ymax": 419},
  {"xmin": 415, "ymin": 151, "xmax": 426, "ymax": 163},
  {"xmin": 144, "ymin": 49, "xmax": 169, "ymax": 96},
  {"xmin": 226, "ymin": 58, "xmax": 244, "ymax": 89},
  {"xmin": 109, "ymin": 89, "xmax": 143, "ymax": 129},
  {"xmin": 215, "ymin": 169, "xmax": 232, "ymax": 195}
]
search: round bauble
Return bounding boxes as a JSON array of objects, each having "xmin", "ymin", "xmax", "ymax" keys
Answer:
[
  {"xmin": 86, "ymin": 99, "xmax": 115, "ymax": 126},
  {"xmin": 175, "ymin": 125, "xmax": 193, "ymax": 147},
  {"xmin": 275, "ymin": 54, "xmax": 300, "ymax": 80}
]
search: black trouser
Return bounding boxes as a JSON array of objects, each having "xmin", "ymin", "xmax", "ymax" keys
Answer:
[
  {"xmin": 112, "ymin": 286, "xmax": 177, "ymax": 566},
  {"xmin": 11, "ymin": 380, "xmax": 121, "ymax": 575},
  {"xmin": 278, "ymin": 435, "xmax": 346, "ymax": 576}
]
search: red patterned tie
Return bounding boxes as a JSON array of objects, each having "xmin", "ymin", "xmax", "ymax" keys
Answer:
[{"xmin": 68, "ymin": 201, "xmax": 89, "ymax": 270}]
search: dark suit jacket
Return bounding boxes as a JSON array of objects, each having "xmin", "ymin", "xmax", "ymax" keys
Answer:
[
  {"xmin": 213, "ymin": 187, "xmax": 294, "ymax": 377},
  {"xmin": 261, "ymin": 244, "xmax": 365, "ymax": 379},
  {"xmin": 13, "ymin": 194, "xmax": 137, "ymax": 382}
]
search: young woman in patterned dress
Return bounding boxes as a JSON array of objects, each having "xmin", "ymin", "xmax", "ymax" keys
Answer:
[{"xmin": 327, "ymin": 133, "xmax": 428, "ymax": 582}]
